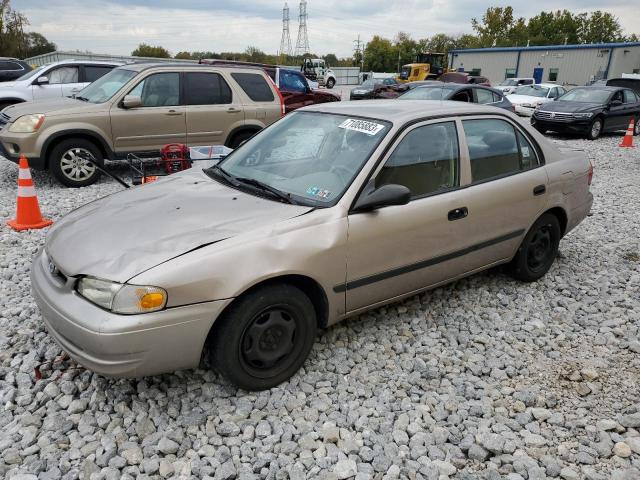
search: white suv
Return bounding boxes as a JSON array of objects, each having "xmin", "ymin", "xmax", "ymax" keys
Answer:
[{"xmin": 0, "ymin": 60, "xmax": 121, "ymax": 110}]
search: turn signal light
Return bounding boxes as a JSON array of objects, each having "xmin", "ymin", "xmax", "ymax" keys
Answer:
[{"xmin": 139, "ymin": 292, "xmax": 166, "ymax": 310}]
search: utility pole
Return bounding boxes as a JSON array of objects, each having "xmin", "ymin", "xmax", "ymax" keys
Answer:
[
  {"xmin": 353, "ymin": 35, "xmax": 364, "ymax": 67},
  {"xmin": 279, "ymin": 2, "xmax": 292, "ymax": 61}
]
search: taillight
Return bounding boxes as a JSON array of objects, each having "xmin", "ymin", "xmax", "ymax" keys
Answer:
[
  {"xmin": 587, "ymin": 162, "xmax": 593, "ymax": 186},
  {"xmin": 267, "ymin": 76, "xmax": 286, "ymax": 117}
]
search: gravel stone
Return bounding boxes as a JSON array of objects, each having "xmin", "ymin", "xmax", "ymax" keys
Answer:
[
  {"xmin": 157, "ymin": 437, "xmax": 179, "ymax": 455},
  {"xmin": 333, "ymin": 459, "xmax": 357, "ymax": 479},
  {"xmin": 613, "ymin": 442, "xmax": 632, "ymax": 458}
]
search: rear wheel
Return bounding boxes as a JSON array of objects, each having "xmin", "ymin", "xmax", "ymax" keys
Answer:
[
  {"xmin": 509, "ymin": 213, "xmax": 561, "ymax": 282},
  {"xmin": 325, "ymin": 78, "xmax": 335, "ymax": 89},
  {"xmin": 587, "ymin": 117, "xmax": 603, "ymax": 140},
  {"xmin": 634, "ymin": 116, "xmax": 640, "ymax": 136},
  {"xmin": 209, "ymin": 284, "xmax": 317, "ymax": 390},
  {"xmin": 49, "ymin": 138, "xmax": 102, "ymax": 188},
  {"xmin": 227, "ymin": 130, "xmax": 258, "ymax": 149}
]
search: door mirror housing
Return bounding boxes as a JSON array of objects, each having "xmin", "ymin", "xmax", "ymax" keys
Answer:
[
  {"xmin": 122, "ymin": 95, "xmax": 142, "ymax": 109},
  {"xmin": 34, "ymin": 76, "xmax": 49, "ymax": 85},
  {"xmin": 353, "ymin": 184, "xmax": 411, "ymax": 212}
]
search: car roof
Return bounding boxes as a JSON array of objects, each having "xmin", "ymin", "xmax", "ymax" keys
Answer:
[
  {"xmin": 41, "ymin": 59, "xmax": 123, "ymax": 67},
  {"xmin": 517, "ymin": 83, "xmax": 557, "ymax": 88},
  {"xmin": 302, "ymin": 99, "xmax": 507, "ymax": 123},
  {"xmin": 118, "ymin": 62, "xmax": 273, "ymax": 75},
  {"xmin": 573, "ymin": 85, "xmax": 621, "ymax": 91}
]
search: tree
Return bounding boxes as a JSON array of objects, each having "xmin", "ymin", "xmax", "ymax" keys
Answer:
[
  {"xmin": 393, "ymin": 32, "xmax": 418, "ymax": 71},
  {"xmin": 471, "ymin": 6, "xmax": 517, "ymax": 47},
  {"xmin": 244, "ymin": 45, "xmax": 267, "ymax": 63},
  {"xmin": 174, "ymin": 51, "xmax": 193, "ymax": 60},
  {"xmin": 363, "ymin": 35, "xmax": 395, "ymax": 72},
  {"xmin": 577, "ymin": 11, "xmax": 623, "ymax": 43},
  {"xmin": 24, "ymin": 32, "xmax": 55, "ymax": 57},
  {"xmin": 131, "ymin": 43, "xmax": 170, "ymax": 58},
  {"xmin": 322, "ymin": 53, "xmax": 338, "ymax": 66}
]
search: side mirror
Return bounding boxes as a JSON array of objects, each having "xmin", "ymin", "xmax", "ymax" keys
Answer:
[
  {"xmin": 353, "ymin": 184, "xmax": 411, "ymax": 212},
  {"xmin": 122, "ymin": 95, "xmax": 142, "ymax": 109},
  {"xmin": 35, "ymin": 76, "xmax": 49, "ymax": 85}
]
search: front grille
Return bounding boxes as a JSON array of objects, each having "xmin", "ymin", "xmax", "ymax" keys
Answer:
[{"xmin": 534, "ymin": 111, "xmax": 573, "ymax": 122}]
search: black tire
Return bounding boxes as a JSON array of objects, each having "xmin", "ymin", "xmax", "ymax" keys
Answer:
[
  {"xmin": 326, "ymin": 78, "xmax": 335, "ymax": 89},
  {"xmin": 534, "ymin": 125, "xmax": 547, "ymax": 134},
  {"xmin": 509, "ymin": 213, "xmax": 561, "ymax": 282},
  {"xmin": 634, "ymin": 116, "xmax": 640, "ymax": 136},
  {"xmin": 586, "ymin": 117, "xmax": 603, "ymax": 140},
  {"xmin": 226, "ymin": 130, "xmax": 257, "ymax": 149},
  {"xmin": 49, "ymin": 138, "xmax": 102, "ymax": 188},
  {"xmin": 209, "ymin": 284, "xmax": 317, "ymax": 390}
]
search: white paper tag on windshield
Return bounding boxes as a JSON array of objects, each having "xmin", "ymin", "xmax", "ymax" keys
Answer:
[{"xmin": 339, "ymin": 118, "xmax": 385, "ymax": 136}]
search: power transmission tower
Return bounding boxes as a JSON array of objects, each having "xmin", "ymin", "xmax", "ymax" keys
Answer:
[
  {"xmin": 279, "ymin": 2, "xmax": 292, "ymax": 60},
  {"xmin": 353, "ymin": 34, "xmax": 365, "ymax": 69},
  {"xmin": 295, "ymin": 0, "xmax": 310, "ymax": 57}
]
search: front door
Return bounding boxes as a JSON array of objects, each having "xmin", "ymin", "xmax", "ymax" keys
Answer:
[
  {"xmin": 184, "ymin": 71, "xmax": 243, "ymax": 146},
  {"xmin": 110, "ymin": 72, "xmax": 186, "ymax": 154},
  {"xmin": 345, "ymin": 120, "xmax": 468, "ymax": 312},
  {"xmin": 32, "ymin": 65, "xmax": 82, "ymax": 100},
  {"xmin": 606, "ymin": 90, "xmax": 630, "ymax": 131},
  {"xmin": 451, "ymin": 117, "xmax": 549, "ymax": 273},
  {"xmin": 533, "ymin": 67, "xmax": 544, "ymax": 84}
]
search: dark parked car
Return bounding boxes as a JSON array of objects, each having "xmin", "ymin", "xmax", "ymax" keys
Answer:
[
  {"xmin": 350, "ymin": 77, "xmax": 407, "ymax": 100},
  {"xmin": 441, "ymin": 72, "xmax": 491, "ymax": 87},
  {"xmin": 531, "ymin": 86, "xmax": 640, "ymax": 140},
  {"xmin": 0, "ymin": 58, "xmax": 32, "ymax": 82},
  {"xmin": 398, "ymin": 84, "xmax": 513, "ymax": 111},
  {"xmin": 403, "ymin": 80, "xmax": 444, "ymax": 90},
  {"xmin": 200, "ymin": 59, "xmax": 340, "ymax": 113}
]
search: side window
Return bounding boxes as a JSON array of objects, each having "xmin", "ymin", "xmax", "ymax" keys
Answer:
[
  {"xmin": 451, "ymin": 89, "xmax": 471, "ymax": 102},
  {"xmin": 549, "ymin": 87, "xmax": 558, "ymax": 99},
  {"xmin": 129, "ymin": 72, "xmax": 180, "ymax": 107},
  {"xmin": 612, "ymin": 91, "xmax": 624, "ymax": 103},
  {"xmin": 464, "ymin": 119, "xmax": 536, "ymax": 183},
  {"xmin": 48, "ymin": 66, "xmax": 79, "ymax": 84},
  {"xmin": 84, "ymin": 66, "xmax": 114, "ymax": 83},
  {"xmin": 184, "ymin": 72, "xmax": 232, "ymax": 105},
  {"xmin": 474, "ymin": 88, "xmax": 495, "ymax": 104},
  {"xmin": 623, "ymin": 90, "xmax": 637, "ymax": 103},
  {"xmin": 492, "ymin": 92, "xmax": 503, "ymax": 103},
  {"xmin": 280, "ymin": 71, "xmax": 306, "ymax": 93},
  {"xmin": 375, "ymin": 122, "xmax": 459, "ymax": 199},
  {"xmin": 412, "ymin": 69, "xmax": 419, "ymax": 78},
  {"xmin": 231, "ymin": 73, "xmax": 274, "ymax": 102}
]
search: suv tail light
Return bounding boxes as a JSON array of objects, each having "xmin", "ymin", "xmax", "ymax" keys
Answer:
[
  {"xmin": 267, "ymin": 76, "xmax": 286, "ymax": 117},
  {"xmin": 587, "ymin": 162, "xmax": 593, "ymax": 186}
]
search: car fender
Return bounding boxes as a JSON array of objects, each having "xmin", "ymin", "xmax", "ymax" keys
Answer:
[{"xmin": 39, "ymin": 125, "xmax": 114, "ymax": 163}]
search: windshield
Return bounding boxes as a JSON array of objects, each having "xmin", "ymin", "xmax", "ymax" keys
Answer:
[
  {"xmin": 17, "ymin": 65, "xmax": 46, "ymax": 81},
  {"xmin": 514, "ymin": 85, "xmax": 549, "ymax": 97},
  {"xmin": 400, "ymin": 66, "xmax": 411, "ymax": 79},
  {"xmin": 76, "ymin": 68, "xmax": 137, "ymax": 103},
  {"xmin": 399, "ymin": 86, "xmax": 453, "ymax": 100},
  {"xmin": 500, "ymin": 79, "xmax": 517, "ymax": 86},
  {"xmin": 210, "ymin": 112, "xmax": 391, "ymax": 206},
  {"xmin": 559, "ymin": 88, "xmax": 612, "ymax": 103},
  {"xmin": 360, "ymin": 79, "xmax": 377, "ymax": 88}
]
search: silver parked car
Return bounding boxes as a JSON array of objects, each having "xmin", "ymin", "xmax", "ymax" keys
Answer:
[{"xmin": 31, "ymin": 101, "xmax": 593, "ymax": 390}]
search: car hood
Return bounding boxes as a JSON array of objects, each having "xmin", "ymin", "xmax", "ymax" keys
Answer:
[
  {"xmin": 508, "ymin": 95, "xmax": 550, "ymax": 104},
  {"xmin": 2, "ymin": 97, "xmax": 102, "ymax": 118},
  {"xmin": 45, "ymin": 169, "xmax": 314, "ymax": 283},
  {"xmin": 538, "ymin": 101, "xmax": 602, "ymax": 113},
  {"xmin": 312, "ymin": 90, "xmax": 341, "ymax": 101}
]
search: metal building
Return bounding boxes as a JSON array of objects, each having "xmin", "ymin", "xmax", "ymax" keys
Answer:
[{"xmin": 449, "ymin": 42, "xmax": 640, "ymax": 86}]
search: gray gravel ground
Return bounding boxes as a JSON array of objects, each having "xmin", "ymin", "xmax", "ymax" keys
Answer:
[{"xmin": 1, "ymin": 131, "xmax": 640, "ymax": 480}]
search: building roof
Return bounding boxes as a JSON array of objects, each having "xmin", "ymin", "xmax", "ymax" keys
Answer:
[{"xmin": 451, "ymin": 41, "xmax": 640, "ymax": 54}]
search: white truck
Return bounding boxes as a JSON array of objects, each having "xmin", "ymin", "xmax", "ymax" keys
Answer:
[{"xmin": 301, "ymin": 58, "xmax": 337, "ymax": 89}]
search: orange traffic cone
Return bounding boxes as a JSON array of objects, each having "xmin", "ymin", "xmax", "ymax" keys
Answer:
[
  {"xmin": 7, "ymin": 156, "xmax": 53, "ymax": 231},
  {"xmin": 619, "ymin": 118, "xmax": 635, "ymax": 148}
]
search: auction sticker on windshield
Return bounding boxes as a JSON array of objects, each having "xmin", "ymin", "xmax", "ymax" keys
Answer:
[{"xmin": 339, "ymin": 118, "xmax": 385, "ymax": 136}]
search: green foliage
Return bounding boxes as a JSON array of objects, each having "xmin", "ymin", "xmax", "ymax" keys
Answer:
[
  {"xmin": 131, "ymin": 43, "xmax": 171, "ymax": 58},
  {"xmin": 174, "ymin": 51, "xmax": 193, "ymax": 60},
  {"xmin": 0, "ymin": 0, "xmax": 55, "ymax": 58}
]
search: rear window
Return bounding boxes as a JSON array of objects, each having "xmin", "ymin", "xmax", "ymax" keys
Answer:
[
  {"xmin": 185, "ymin": 72, "xmax": 232, "ymax": 105},
  {"xmin": 84, "ymin": 66, "xmax": 114, "ymax": 83},
  {"xmin": 231, "ymin": 72, "xmax": 274, "ymax": 102}
]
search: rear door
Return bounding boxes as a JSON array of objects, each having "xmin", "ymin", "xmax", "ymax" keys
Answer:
[
  {"xmin": 230, "ymin": 71, "xmax": 279, "ymax": 127},
  {"xmin": 184, "ymin": 71, "xmax": 240, "ymax": 146},
  {"xmin": 110, "ymin": 71, "xmax": 186, "ymax": 154},
  {"xmin": 607, "ymin": 90, "xmax": 628, "ymax": 131},
  {"xmin": 279, "ymin": 70, "xmax": 313, "ymax": 112},
  {"xmin": 452, "ymin": 117, "xmax": 549, "ymax": 271}
]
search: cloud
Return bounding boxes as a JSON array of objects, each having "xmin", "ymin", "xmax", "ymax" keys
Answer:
[{"xmin": 16, "ymin": 0, "xmax": 640, "ymax": 58}]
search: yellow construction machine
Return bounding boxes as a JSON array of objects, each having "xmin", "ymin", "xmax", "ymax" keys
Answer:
[{"xmin": 397, "ymin": 52, "xmax": 447, "ymax": 83}]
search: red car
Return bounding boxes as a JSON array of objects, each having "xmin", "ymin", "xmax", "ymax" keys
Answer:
[
  {"xmin": 199, "ymin": 59, "xmax": 340, "ymax": 113},
  {"xmin": 441, "ymin": 72, "xmax": 492, "ymax": 87}
]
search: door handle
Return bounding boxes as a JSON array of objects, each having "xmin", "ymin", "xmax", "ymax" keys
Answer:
[
  {"xmin": 448, "ymin": 207, "xmax": 468, "ymax": 221},
  {"xmin": 166, "ymin": 109, "xmax": 183, "ymax": 116},
  {"xmin": 227, "ymin": 108, "xmax": 242, "ymax": 113},
  {"xmin": 533, "ymin": 184, "xmax": 546, "ymax": 196}
]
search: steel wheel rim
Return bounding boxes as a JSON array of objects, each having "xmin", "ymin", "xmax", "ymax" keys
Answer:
[
  {"xmin": 591, "ymin": 120, "xmax": 602, "ymax": 138},
  {"xmin": 527, "ymin": 225, "xmax": 553, "ymax": 272},
  {"xmin": 240, "ymin": 307, "xmax": 298, "ymax": 375},
  {"xmin": 60, "ymin": 148, "xmax": 96, "ymax": 181}
]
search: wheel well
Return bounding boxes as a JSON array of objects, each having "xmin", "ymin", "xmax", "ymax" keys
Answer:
[
  {"xmin": 44, "ymin": 134, "xmax": 108, "ymax": 168},
  {"xmin": 545, "ymin": 207, "xmax": 568, "ymax": 236},
  {"xmin": 225, "ymin": 126, "xmax": 262, "ymax": 148},
  {"xmin": 0, "ymin": 98, "xmax": 24, "ymax": 107}
]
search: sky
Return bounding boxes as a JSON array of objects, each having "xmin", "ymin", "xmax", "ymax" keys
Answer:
[{"xmin": 14, "ymin": 0, "xmax": 640, "ymax": 58}]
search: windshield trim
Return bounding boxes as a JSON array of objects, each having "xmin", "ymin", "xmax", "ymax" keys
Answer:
[{"xmin": 212, "ymin": 111, "xmax": 393, "ymax": 208}]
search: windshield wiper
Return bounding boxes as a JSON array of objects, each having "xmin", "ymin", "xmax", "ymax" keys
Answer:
[
  {"xmin": 235, "ymin": 177, "xmax": 299, "ymax": 205},
  {"xmin": 207, "ymin": 164, "xmax": 238, "ymax": 186}
]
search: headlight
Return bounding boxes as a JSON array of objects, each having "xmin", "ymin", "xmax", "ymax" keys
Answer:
[
  {"xmin": 572, "ymin": 112, "xmax": 594, "ymax": 119},
  {"xmin": 8, "ymin": 114, "xmax": 45, "ymax": 133},
  {"xmin": 77, "ymin": 277, "xmax": 167, "ymax": 314},
  {"xmin": 521, "ymin": 103, "xmax": 533, "ymax": 108}
]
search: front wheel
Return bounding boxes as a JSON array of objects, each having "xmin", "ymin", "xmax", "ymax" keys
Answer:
[
  {"xmin": 325, "ymin": 78, "xmax": 335, "ymax": 89},
  {"xmin": 634, "ymin": 116, "xmax": 640, "ymax": 136},
  {"xmin": 49, "ymin": 138, "xmax": 102, "ymax": 188},
  {"xmin": 509, "ymin": 213, "xmax": 561, "ymax": 282},
  {"xmin": 209, "ymin": 284, "xmax": 317, "ymax": 390},
  {"xmin": 586, "ymin": 117, "xmax": 603, "ymax": 140},
  {"xmin": 226, "ymin": 130, "xmax": 257, "ymax": 149}
]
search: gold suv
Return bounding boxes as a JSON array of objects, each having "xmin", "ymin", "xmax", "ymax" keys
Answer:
[{"xmin": 0, "ymin": 63, "xmax": 283, "ymax": 187}]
